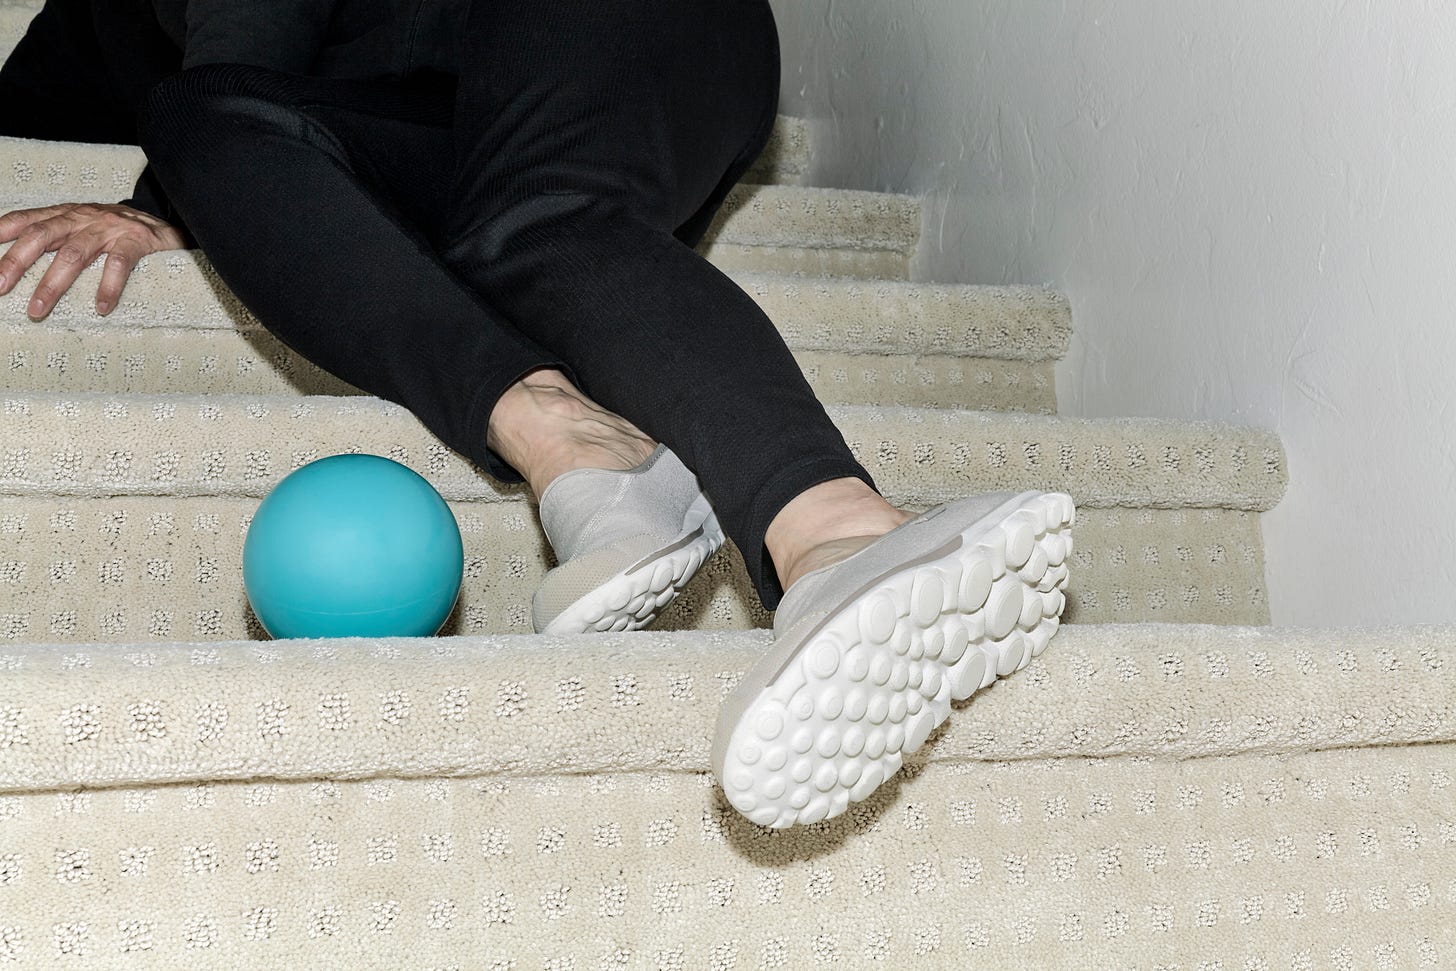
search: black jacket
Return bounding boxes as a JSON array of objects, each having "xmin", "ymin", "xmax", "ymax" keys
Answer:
[{"xmin": 0, "ymin": 0, "xmax": 467, "ymax": 242}]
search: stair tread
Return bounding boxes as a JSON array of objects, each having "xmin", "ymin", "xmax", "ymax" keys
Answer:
[
  {"xmin": 0, "ymin": 251, "xmax": 1070, "ymax": 362},
  {"xmin": 0, "ymin": 623, "xmax": 1446, "ymax": 791},
  {"xmin": 752, "ymin": 115, "xmax": 811, "ymax": 182},
  {"xmin": 0, "ymin": 390, "xmax": 1289, "ymax": 510},
  {"xmin": 5, "ymin": 321, "xmax": 1060, "ymax": 413}
]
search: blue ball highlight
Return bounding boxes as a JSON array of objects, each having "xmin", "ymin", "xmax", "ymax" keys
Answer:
[{"xmin": 242, "ymin": 454, "xmax": 464, "ymax": 639}]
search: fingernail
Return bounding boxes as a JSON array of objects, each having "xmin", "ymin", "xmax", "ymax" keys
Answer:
[
  {"xmin": 96, "ymin": 300, "xmax": 110, "ymax": 315},
  {"xmin": 28, "ymin": 297, "xmax": 43, "ymax": 316},
  {"xmin": 0, "ymin": 274, "xmax": 8, "ymax": 292}
]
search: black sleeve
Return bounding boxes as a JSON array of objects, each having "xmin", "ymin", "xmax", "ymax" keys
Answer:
[
  {"xmin": 0, "ymin": 0, "xmax": 136, "ymax": 143},
  {"xmin": 0, "ymin": 0, "xmax": 193, "ymax": 243},
  {"xmin": 0, "ymin": 0, "xmax": 336, "ymax": 246},
  {"xmin": 87, "ymin": 0, "xmax": 194, "ymax": 244},
  {"xmin": 119, "ymin": 165, "xmax": 195, "ymax": 247}
]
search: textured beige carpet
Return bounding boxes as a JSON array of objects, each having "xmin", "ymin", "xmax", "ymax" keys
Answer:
[{"xmin": 0, "ymin": 625, "xmax": 1450, "ymax": 968}]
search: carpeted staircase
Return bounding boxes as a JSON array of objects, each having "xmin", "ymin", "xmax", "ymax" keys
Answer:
[{"xmin": 0, "ymin": 10, "xmax": 1452, "ymax": 967}]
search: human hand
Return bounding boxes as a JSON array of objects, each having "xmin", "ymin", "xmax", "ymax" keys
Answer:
[{"xmin": 0, "ymin": 202, "xmax": 188, "ymax": 319}]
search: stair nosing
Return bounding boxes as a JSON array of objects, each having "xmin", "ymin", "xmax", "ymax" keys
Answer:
[{"xmin": 0, "ymin": 623, "xmax": 1447, "ymax": 792}]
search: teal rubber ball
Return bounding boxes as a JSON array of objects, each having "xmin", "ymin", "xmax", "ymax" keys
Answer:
[{"xmin": 242, "ymin": 454, "xmax": 464, "ymax": 639}]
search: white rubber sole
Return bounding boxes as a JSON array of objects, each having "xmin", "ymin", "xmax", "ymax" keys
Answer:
[
  {"xmin": 712, "ymin": 491, "xmax": 1074, "ymax": 829},
  {"xmin": 541, "ymin": 493, "xmax": 725, "ymax": 635}
]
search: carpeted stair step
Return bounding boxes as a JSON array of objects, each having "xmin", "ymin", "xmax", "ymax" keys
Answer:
[
  {"xmin": 0, "ymin": 391, "xmax": 1287, "ymax": 642},
  {"xmin": 0, "ymin": 137, "xmax": 918, "ymax": 279},
  {"xmin": 0, "ymin": 1, "xmax": 34, "ymax": 58},
  {"xmin": 0, "ymin": 623, "xmax": 1448, "ymax": 966},
  {"xmin": 751, "ymin": 115, "xmax": 811, "ymax": 185},
  {"xmin": 0, "ymin": 252, "xmax": 1070, "ymax": 413}
]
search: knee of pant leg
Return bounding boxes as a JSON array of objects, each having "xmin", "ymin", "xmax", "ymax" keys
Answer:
[{"xmin": 138, "ymin": 63, "xmax": 304, "ymax": 159}]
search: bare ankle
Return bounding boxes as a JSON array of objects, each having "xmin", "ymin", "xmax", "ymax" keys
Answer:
[
  {"xmin": 765, "ymin": 478, "xmax": 913, "ymax": 592},
  {"xmin": 487, "ymin": 369, "xmax": 656, "ymax": 497}
]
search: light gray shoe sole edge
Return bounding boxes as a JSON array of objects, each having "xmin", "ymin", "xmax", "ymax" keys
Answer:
[
  {"xmin": 711, "ymin": 490, "xmax": 1075, "ymax": 829},
  {"xmin": 539, "ymin": 493, "xmax": 725, "ymax": 635}
]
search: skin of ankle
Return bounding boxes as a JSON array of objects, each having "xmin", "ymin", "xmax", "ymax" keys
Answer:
[
  {"xmin": 765, "ymin": 478, "xmax": 914, "ymax": 591},
  {"xmin": 487, "ymin": 369, "xmax": 656, "ymax": 498}
]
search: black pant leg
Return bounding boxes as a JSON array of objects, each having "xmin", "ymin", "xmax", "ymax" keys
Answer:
[
  {"xmin": 136, "ymin": 63, "xmax": 562, "ymax": 483},
  {"xmin": 434, "ymin": 0, "xmax": 875, "ymax": 609}
]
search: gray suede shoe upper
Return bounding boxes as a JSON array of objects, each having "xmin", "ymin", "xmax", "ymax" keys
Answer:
[
  {"xmin": 771, "ymin": 491, "xmax": 1021, "ymax": 638},
  {"xmin": 532, "ymin": 445, "xmax": 722, "ymax": 634},
  {"xmin": 537, "ymin": 445, "xmax": 705, "ymax": 563}
]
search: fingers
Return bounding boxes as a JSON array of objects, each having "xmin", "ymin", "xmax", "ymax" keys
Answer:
[
  {"xmin": 0, "ymin": 204, "xmax": 178, "ymax": 320},
  {"xmin": 27, "ymin": 222, "xmax": 108, "ymax": 320},
  {"xmin": 0, "ymin": 209, "xmax": 76, "ymax": 301},
  {"xmin": 0, "ymin": 205, "xmax": 64, "ymax": 245},
  {"xmin": 95, "ymin": 238, "xmax": 147, "ymax": 315}
]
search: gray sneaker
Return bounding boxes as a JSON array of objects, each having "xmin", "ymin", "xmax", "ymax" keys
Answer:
[
  {"xmin": 710, "ymin": 490, "xmax": 1075, "ymax": 828},
  {"xmin": 533, "ymin": 445, "xmax": 725, "ymax": 634}
]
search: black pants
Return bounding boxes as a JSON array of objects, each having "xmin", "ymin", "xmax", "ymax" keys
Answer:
[{"xmin": 136, "ymin": 0, "xmax": 874, "ymax": 610}]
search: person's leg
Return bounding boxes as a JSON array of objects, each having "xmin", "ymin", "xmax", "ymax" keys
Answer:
[
  {"xmin": 137, "ymin": 62, "xmax": 727, "ymax": 633},
  {"xmin": 421, "ymin": 0, "xmax": 1074, "ymax": 830},
  {"xmin": 432, "ymin": 0, "xmax": 901, "ymax": 611},
  {"xmin": 135, "ymin": 63, "xmax": 583, "ymax": 485}
]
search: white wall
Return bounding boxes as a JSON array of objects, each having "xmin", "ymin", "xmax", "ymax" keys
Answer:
[{"xmin": 769, "ymin": 0, "xmax": 1456, "ymax": 626}]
